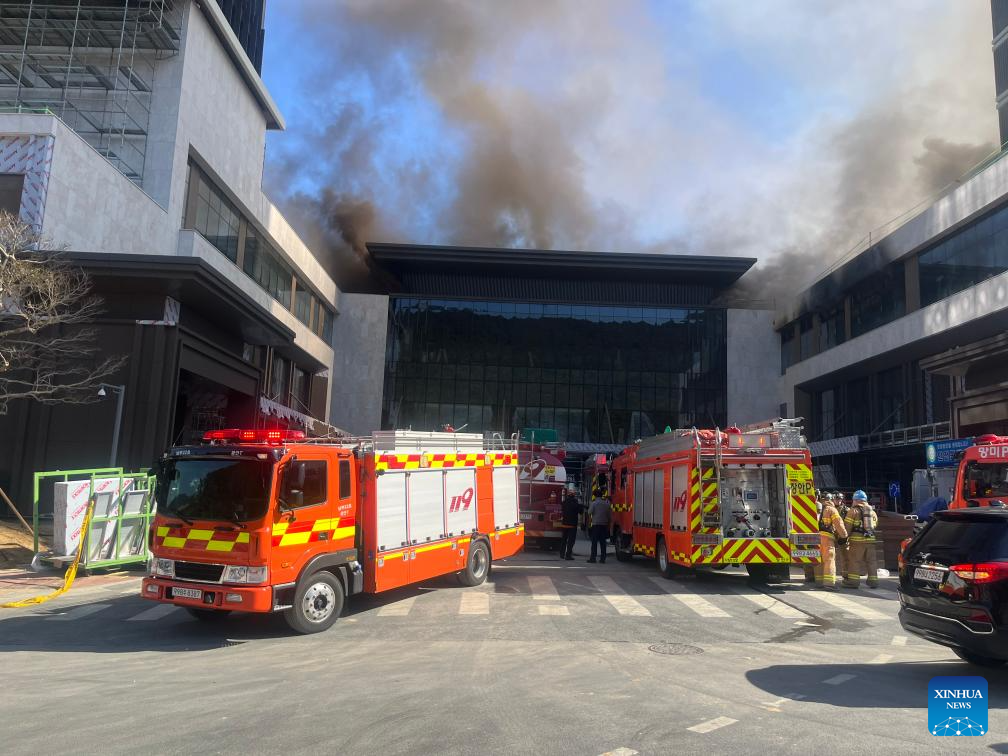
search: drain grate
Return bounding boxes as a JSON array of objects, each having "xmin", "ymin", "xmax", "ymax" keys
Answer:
[{"xmin": 648, "ymin": 642, "xmax": 703, "ymax": 656}]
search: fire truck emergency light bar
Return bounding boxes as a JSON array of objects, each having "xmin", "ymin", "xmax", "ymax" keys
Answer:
[
  {"xmin": 729, "ymin": 433, "xmax": 770, "ymax": 448},
  {"xmin": 202, "ymin": 428, "xmax": 307, "ymax": 443}
]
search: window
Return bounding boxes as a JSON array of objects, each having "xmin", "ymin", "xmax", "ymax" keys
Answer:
[
  {"xmin": 281, "ymin": 460, "xmax": 327, "ymax": 508},
  {"xmin": 819, "ymin": 306, "xmax": 845, "ymax": 352},
  {"xmin": 918, "ymin": 203, "xmax": 1008, "ymax": 306},
  {"xmin": 291, "ymin": 366, "xmax": 309, "ymax": 410},
  {"xmin": 818, "ymin": 388, "xmax": 836, "ymax": 440},
  {"xmin": 798, "ymin": 316, "xmax": 814, "ymax": 361},
  {"xmin": 270, "ymin": 354, "xmax": 290, "ymax": 402},
  {"xmin": 294, "ymin": 280, "xmax": 311, "ymax": 325},
  {"xmin": 188, "ymin": 165, "xmax": 240, "ymax": 262},
  {"xmin": 243, "ymin": 227, "xmax": 293, "ymax": 309},
  {"xmin": 877, "ymin": 367, "xmax": 906, "ymax": 431},
  {"xmin": 339, "ymin": 459, "xmax": 351, "ymax": 499},
  {"xmin": 850, "ymin": 262, "xmax": 905, "ymax": 337},
  {"xmin": 780, "ymin": 324, "xmax": 796, "ymax": 374},
  {"xmin": 0, "ymin": 174, "xmax": 25, "ymax": 216}
]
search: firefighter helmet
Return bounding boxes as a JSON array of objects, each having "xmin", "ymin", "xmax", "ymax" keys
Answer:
[{"xmin": 852, "ymin": 489, "xmax": 868, "ymax": 502}]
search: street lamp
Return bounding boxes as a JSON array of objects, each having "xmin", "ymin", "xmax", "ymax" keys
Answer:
[{"xmin": 98, "ymin": 383, "xmax": 126, "ymax": 468}]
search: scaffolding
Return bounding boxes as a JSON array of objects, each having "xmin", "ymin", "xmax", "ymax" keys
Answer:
[{"xmin": 0, "ymin": 1, "xmax": 181, "ymax": 184}]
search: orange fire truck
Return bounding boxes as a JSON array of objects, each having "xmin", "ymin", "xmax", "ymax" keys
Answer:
[
  {"xmin": 609, "ymin": 419, "xmax": 820, "ymax": 582},
  {"xmin": 948, "ymin": 434, "xmax": 1008, "ymax": 509},
  {"xmin": 141, "ymin": 429, "xmax": 523, "ymax": 632}
]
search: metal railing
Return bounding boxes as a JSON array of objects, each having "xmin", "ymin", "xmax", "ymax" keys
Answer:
[{"xmin": 859, "ymin": 421, "xmax": 951, "ymax": 450}]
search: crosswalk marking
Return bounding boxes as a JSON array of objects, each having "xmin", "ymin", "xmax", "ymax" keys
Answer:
[
  {"xmin": 801, "ymin": 590, "xmax": 888, "ymax": 620},
  {"xmin": 47, "ymin": 603, "xmax": 112, "ymax": 621},
  {"xmin": 891, "ymin": 635, "xmax": 908, "ymax": 646},
  {"xmin": 870, "ymin": 653, "xmax": 893, "ymax": 664},
  {"xmin": 527, "ymin": 575, "xmax": 560, "ymax": 600},
  {"xmin": 648, "ymin": 577, "xmax": 729, "ymax": 618},
  {"xmin": 126, "ymin": 603, "xmax": 178, "ymax": 622},
  {"xmin": 687, "ymin": 716, "xmax": 737, "ymax": 734},
  {"xmin": 378, "ymin": 595, "xmax": 417, "ymax": 616},
  {"xmin": 459, "ymin": 592, "xmax": 489, "ymax": 615},
  {"xmin": 539, "ymin": 605, "xmax": 569, "ymax": 616},
  {"xmin": 732, "ymin": 590, "xmax": 807, "ymax": 619},
  {"xmin": 588, "ymin": 576, "xmax": 652, "ymax": 616}
]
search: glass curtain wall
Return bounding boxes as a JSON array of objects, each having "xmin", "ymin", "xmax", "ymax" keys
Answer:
[{"xmin": 383, "ymin": 298, "xmax": 727, "ymax": 444}]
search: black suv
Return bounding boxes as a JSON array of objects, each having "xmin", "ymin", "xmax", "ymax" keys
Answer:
[{"xmin": 898, "ymin": 508, "xmax": 1008, "ymax": 667}]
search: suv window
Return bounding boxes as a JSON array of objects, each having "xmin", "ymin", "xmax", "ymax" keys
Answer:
[{"xmin": 912, "ymin": 517, "xmax": 1008, "ymax": 563}]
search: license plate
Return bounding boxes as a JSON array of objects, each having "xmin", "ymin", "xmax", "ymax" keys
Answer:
[
  {"xmin": 914, "ymin": 567, "xmax": 945, "ymax": 584},
  {"xmin": 791, "ymin": 549, "xmax": 819, "ymax": 558},
  {"xmin": 519, "ymin": 512, "xmax": 535, "ymax": 521},
  {"xmin": 172, "ymin": 586, "xmax": 202, "ymax": 600}
]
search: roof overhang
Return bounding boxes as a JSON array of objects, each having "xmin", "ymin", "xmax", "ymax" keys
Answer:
[
  {"xmin": 197, "ymin": 0, "xmax": 285, "ymax": 130},
  {"xmin": 366, "ymin": 243, "xmax": 756, "ymax": 288}
]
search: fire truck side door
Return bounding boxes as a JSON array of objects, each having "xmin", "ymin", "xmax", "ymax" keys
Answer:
[{"xmin": 270, "ymin": 453, "xmax": 335, "ymax": 586}]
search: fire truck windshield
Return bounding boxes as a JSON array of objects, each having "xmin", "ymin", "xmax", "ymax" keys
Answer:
[
  {"xmin": 157, "ymin": 457, "xmax": 272, "ymax": 523},
  {"xmin": 963, "ymin": 462, "xmax": 1008, "ymax": 501}
]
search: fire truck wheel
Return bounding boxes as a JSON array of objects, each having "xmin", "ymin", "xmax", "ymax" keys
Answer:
[
  {"xmin": 185, "ymin": 608, "xmax": 232, "ymax": 622},
  {"xmin": 613, "ymin": 530, "xmax": 631, "ymax": 562},
  {"xmin": 285, "ymin": 571, "xmax": 345, "ymax": 634},
  {"xmin": 656, "ymin": 538, "xmax": 675, "ymax": 579},
  {"xmin": 458, "ymin": 540, "xmax": 490, "ymax": 587}
]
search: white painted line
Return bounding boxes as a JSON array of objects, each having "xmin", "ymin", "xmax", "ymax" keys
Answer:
[
  {"xmin": 47, "ymin": 603, "xmax": 111, "ymax": 621},
  {"xmin": 733, "ymin": 590, "xmax": 806, "ymax": 619},
  {"xmin": 588, "ymin": 576, "xmax": 652, "ymax": 617},
  {"xmin": 599, "ymin": 749, "xmax": 638, "ymax": 756},
  {"xmin": 687, "ymin": 716, "xmax": 737, "ymax": 734},
  {"xmin": 648, "ymin": 577, "xmax": 729, "ymax": 617},
  {"xmin": 891, "ymin": 635, "xmax": 908, "ymax": 646},
  {"xmin": 377, "ymin": 595, "xmax": 417, "ymax": 616},
  {"xmin": 870, "ymin": 653, "xmax": 893, "ymax": 664},
  {"xmin": 823, "ymin": 673, "xmax": 857, "ymax": 685},
  {"xmin": 801, "ymin": 590, "xmax": 888, "ymax": 620},
  {"xmin": 528, "ymin": 575, "xmax": 560, "ymax": 600},
  {"xmin": 538, "ymin": 605, "xmax": 570, "ymax": 616},
  {"xmin": 126, "ymin": 603, "xmax": 178, "ymax": 622},
  {"xmin": 459, "ymin": 592, "xmax": 489, "ymax": 615}
]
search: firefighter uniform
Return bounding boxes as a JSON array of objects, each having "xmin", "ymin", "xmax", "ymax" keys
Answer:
[
  {"xmin": 842, "ymin": 492, "xmax": 879, "ymax": 588},
  {"xmin": 804, "ymin": 491, "xmax": 825, "ymax": 583},
  {"xmin": 815, "ymin": 499, "xmax": 847, "ymax": 589},
  {"xmin": 834, "ymin": 493, "xmax": 849, "ymax": 580}
]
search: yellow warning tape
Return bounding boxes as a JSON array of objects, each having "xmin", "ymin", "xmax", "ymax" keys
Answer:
[{"xmin": 1, "ymin": 498, "xmax": 95, "ymax": 609}]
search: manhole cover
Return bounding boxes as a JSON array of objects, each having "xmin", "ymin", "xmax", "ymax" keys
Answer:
[{"xmin": 648, "ymin": 642, "xmax": 703, "ymax": 656}]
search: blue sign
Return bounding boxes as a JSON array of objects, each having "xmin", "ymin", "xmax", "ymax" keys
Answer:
[
  {"xmin": 929, "ymin": 676, "xmax": 987, "ymax": 736},
  {"xmin": 926, "ymin": 438, "xmax": 975, "ymax": 468},
  {"xmin": 889, "ymin": 481, "xmax": 901, "ymax": 499}
]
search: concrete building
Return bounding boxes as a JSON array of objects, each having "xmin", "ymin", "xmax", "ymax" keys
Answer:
[
  {"xmin": 776, "ymin": 149, "xmax": 1008, "ymax": 509},
  {"xmin": 331, "ymin": 243, "xmax": 780, "ymax": 455},
  {"xmin": 0, "ymin": 1, "xmax": 340, "ymax": 505}
]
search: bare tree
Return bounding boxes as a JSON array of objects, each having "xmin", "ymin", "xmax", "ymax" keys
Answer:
[{"xmin": 0, "ymin": 211, "xmax": 125, "ymax": 414}]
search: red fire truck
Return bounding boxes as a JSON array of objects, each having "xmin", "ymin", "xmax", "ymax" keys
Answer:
[
  {"xmin": 141, "ymin": 429, "xmax": 523, "ymax": 632},
  {"xmin": 517, "ymin": 444, "xmax": 568, "ymax": 545},
  {"xmin": 609, "ymin": 420, "xmax": 820, "ymax": 582},
  {"xmin": 949, "ymin": 434, "xmax": 1008, "ymax": 509}
]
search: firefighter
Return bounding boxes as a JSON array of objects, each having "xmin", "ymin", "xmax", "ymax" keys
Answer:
[
  {"xmin": 834, "ymin": 491, "xmax": 849, "ymax": 579},
  {"xmin": 587, "ymin": 480, "xmax": 611, "ymax": 564},
  {"xmin": 842, "ymin": 490, "xmax": 879, "ymax": 588},
  {"xmin": 559, "ymin": 487, "xmax": 580, "ymax": 560},
  {"xmin": 815, "ymin": 492, "xmax": 847, "ymax": 589},
  {"xmin": 804, "ymin": 490, "xmax": 825, "ymax": 583}
]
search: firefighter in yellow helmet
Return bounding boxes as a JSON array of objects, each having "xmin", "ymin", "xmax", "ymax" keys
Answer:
[
  {"xmin": 804, "ymin": 489, "xmax": 825, "ymax": 583},
  {"xmin": 842, "ymin": 490, "xmax": 879, "ymax": 588},
  {"xmin": 815, "ymin": 492, "xmax": 847, "ymax": 589}
]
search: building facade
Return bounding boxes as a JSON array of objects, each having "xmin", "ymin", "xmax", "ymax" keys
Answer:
[
  {"xmin": 331, "ymin": 244, "xmax": 779, "ymax": 453},
  {"xmin": 0, "ymin": 1, "xmax": 341, "ymax": 506},
  {"xmin": 776, "ymin": 149, "xmax": 1008, "ymax": 508}
]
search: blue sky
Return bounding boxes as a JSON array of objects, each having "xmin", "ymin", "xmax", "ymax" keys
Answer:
[{"xmin": 258, "ymin": 1, "xmax": 996, "ymax": 287}]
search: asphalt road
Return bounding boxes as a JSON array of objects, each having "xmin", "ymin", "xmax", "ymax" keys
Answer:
[{"xmin": 1, "ymin": 545, "xmax": 1005, "ymax": 755}]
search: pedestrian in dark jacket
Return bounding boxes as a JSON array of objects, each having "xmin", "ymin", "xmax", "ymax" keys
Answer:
[{"xmin": 560, "ymin": 489, "xmax": 581, "ymax": 560}]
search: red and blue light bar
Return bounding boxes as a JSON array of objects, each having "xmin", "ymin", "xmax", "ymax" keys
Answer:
[{"xmin": 202, "ymin": 428, "xmax": 306, "ymax": 444}]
